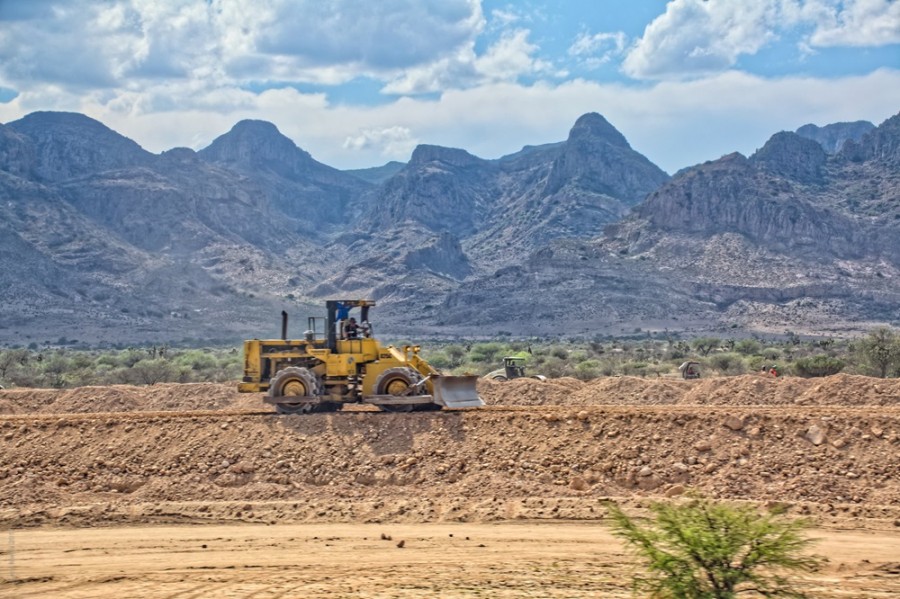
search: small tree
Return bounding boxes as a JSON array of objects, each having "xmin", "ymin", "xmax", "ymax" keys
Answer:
[
  {"xmin": 857, "ymin": 328, "xmax": 900, "ymax": 378},
  {"xmin": 692, "ymin": 337, "xmax": 720, "ymax": 356},
  {"xmin": 606, "ymin": 497, "xmax": 821, "ymax": 598}
]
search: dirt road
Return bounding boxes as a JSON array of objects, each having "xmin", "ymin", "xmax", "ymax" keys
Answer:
[{"xmin": 3, "ymin": 522, "xmax": 900, "ymax": 598}]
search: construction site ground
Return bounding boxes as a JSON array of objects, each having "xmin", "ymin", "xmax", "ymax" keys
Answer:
[{"xmin": 1, "ymin": 374, "xmax": 899, "ymax": 597}]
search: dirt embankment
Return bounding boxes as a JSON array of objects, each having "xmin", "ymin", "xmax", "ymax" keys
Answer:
[
  {"xmin": 1, "ymin": 373, "xmax": 898, "ymax": 415},
  {"xmin": 0, "ymin": 374, "xmax": 897, "ymax": 529}
]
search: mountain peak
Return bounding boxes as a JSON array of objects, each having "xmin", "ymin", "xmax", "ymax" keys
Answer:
[
  {"xmin": 543, "ymin": 113, "xmax": 668, "ymax": 203},
  {"xmin": 840, "ymin": 111, "xmax": 900, "ymax": 165},
  {"xmin": 750, "ymin": 131, "xmax": 826, "ymax": 183},
  {"xmin": 199, "ymin": 119, "xmax": 313, "ymax": 168},
  {"xmin": 7, "ymin": 111, "xmax": 151, "ymax": 182},
  {"xmin": 796, "ymin": 120, "xmax": 874, "ymax": 153},
  {"xmin": 229, "ymin": 119, "xmax": 282, "ymax": 137},
  {"xmin": 568, "ymin": 112, "xmax": 630, "ymax": 149},
  {"xmin": 410, "ymin": 144, "xmax": 482, "ymax": 168}
]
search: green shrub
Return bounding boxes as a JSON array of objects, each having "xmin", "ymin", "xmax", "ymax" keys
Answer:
[
  {"xmin": 622, "ymin": 361, "xmax": 649, "ymax": 377},
  {"xmin": 549, "ymin": 346, "xmax": 569, "ymax": 360},
  {"xmin": 709, "ymin": 352, "xmax": 746, "ymax": 375},
  {"xmin": 574, "ymin": 359, "xmax": 601, "ymax": 380},
  {"xmin": 606, "ymin": 497, "xmax": 822, "ymax": 598},
  {"xmin": 793, "ymin": 355, "xmax": 845, "ymax": 378},
  {"xmin": 467, "ymin": 342, "xmax": 506, "ymax": 365},
  {"xmin": 734, "ymin": 339, "xmax": 762, "ymax": 355}
]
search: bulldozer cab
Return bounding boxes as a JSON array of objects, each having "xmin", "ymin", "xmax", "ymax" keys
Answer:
[
  {"xmin": 326, "ymin": 299, "xmax": 375, "ymax": 351},
  {"xmin": 503, "ymin": 356, "xmax": 527, "ymax": 379}
]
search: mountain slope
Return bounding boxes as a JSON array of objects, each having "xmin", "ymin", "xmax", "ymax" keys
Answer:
[
  {"xmin": 435, "ymin": 112, "xmax": 900, "ymax": 337},
  {"xmin": 199, "ymin": 120, "xmax": 373, "ymax": 236},
  {"xmin": 0, "ymin": 109, "xmax": 896, "ymax": 343}
]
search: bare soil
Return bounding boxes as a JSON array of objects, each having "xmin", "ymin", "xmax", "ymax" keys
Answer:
[{"xmin": 1, "ymin": 373, "xmax": 898, "ymax": 597}]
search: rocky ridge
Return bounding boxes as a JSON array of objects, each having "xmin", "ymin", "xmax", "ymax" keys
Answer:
[{"xmin": 0, "ymin": 109, "xmax": 898, "ymax": 343}]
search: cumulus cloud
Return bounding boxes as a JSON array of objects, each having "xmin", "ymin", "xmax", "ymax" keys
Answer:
[
  {"xmin": 622, "ymin": 1, "xmax": 781, "ymax": 79},
  {"xmin": 568, "ymin": 31, "xmax": 628, "ymax": 69},
  {"xmin": 343, "ymin": 125, "xmax": 419, "ymax": 159},
  {"xmin": 623, "ymin": 0, "xmax": 900, "ymax": 80},
  {"xmin": 383, "ymin": 28, "xmax": 556, "ymax": 94},
  {"xmin": 217, "ymin": 0, "xmax": 483, "ymax": 79},
  {"xmin": 0, "ymin": 0, "xmax": 486, "ymax": 94},
  {"xmin": 804, "ymin": 0, "xmax": 900, "ymax": 46}
]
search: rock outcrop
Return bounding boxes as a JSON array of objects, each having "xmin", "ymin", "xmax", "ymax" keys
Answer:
[{"xmin": 796, "ymin": 120, "xmax": 875, "ymax": 153}]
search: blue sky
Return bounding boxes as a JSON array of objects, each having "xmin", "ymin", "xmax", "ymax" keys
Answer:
[{"xmin": 0, "ymin": 0, "xmax": 898, "ymax": 173}]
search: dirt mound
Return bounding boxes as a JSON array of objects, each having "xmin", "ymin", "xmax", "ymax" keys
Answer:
[
  {"xmin": 479, "ymin": 377, "xmax": 587, "ymax": 406},
  {"xmin": 3, "ymin": 374, "xmax": 897, "ymax": 416},
  {"xmin": 0, "ymin": 383, "xmax": 256, "ymax": 414},
  {"xmin": 2, "ymin": 405, "xmax": 899, "ymax": 527},
  {"xmin": 481, "ymin": 374, "xmax": 900, "ymax": 407},
  {"xmin": 1, "ymin": 375, "xmax": 899, "ymax": 529}
]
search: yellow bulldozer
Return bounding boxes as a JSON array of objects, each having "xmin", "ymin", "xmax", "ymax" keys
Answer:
[{"xmin": 238, "ymin": 299, "xmax": 484, "ymax": 414}]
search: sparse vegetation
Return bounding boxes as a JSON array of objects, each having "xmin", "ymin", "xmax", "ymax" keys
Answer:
[{"xmin": 0, "ymin": 328, "xmax": 897, "ymax": 389}]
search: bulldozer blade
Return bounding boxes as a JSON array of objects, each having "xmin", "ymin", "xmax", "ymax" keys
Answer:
[{"xmin": 432, "ymin": 375, "xmax": 484, "ymax": 409}]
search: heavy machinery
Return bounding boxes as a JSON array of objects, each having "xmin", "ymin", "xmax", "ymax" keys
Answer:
[
  {"xmin": 485, "ymin": 356, "xmax": 546, "ymax": 382},
  {"xmin": 679, "ymin": 361, "xmax": 701, "ymax": 379},
  {"xmin": 238, "ymin": 299, "xmax": 484, "ymax": 414}
]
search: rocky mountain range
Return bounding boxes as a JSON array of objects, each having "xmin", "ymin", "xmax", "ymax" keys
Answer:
[{"xmin": 0, "ymin": 109, "xmax": 896, "ymax": 345}]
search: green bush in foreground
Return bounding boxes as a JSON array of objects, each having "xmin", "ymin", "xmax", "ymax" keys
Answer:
[{"xmin": 606, "ymin": 497, "xmax": 822, "ymax": 598}]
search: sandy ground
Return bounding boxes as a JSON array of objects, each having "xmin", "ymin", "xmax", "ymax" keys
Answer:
[
  {"xmin": 1, "ymin": 374, "xmax": 898, "ymax": 596},
  {"xmin": 3, "ymin": 522, "xmax": 900, "ymax": 598}
]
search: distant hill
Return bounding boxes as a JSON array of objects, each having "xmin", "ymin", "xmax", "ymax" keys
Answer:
[
  {"xmin": 0, "ymin": 109, "xmax": 897, "ymax": 345},
  {"xmin": 438, "ymin": 114, "xmax": 900, "ymax": 337}
]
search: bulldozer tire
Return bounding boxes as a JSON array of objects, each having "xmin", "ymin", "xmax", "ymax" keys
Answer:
[
  {"xmin": 268, "ymin": 367, "xmax": 319, "ymax": 415},
  {"xmin": 491, "ymin": 375, "xmax": 508, "ymax": 382},
  {"xmin": 374, "ymin": 367, "xmax": 424, "ymax": 413}
]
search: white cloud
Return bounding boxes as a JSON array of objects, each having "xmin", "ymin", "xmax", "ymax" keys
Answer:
[
  {"xmin": 623, "ymin": 0, "xmax": 781, "ymax": 79},
  {"xmin": 568, "ymin": 31, "xmax": 628, "ymax": 69},
  {"xmin": 343, "ymin": 126, "xmax": 419, "ymax": 159},
  {"xmin": 490, "ymin": 8, "xmax": 524, "ymax": 28},
  {"xmin": 0, "ymin": 0, "xmax": 898, "ymax": 179},
  {"xmin": 213, "ymin": 0, "xmax": 484, "ymax": 83},
  {"xmin": 0, "ymin": 0, "xmax": 486, "ymax": 93},
  {"xmin": 382, "ymin": 28, "xmax": 557, "ymax": 94},
  {"xmin": 2, "ymin": 61, "xmax": 898, "ymax": 177},
  {"xmin": 805, "ymin": 0, "xmax": 900, "ymax": 46},
  {"xmin": 623, "ymin": 0, "xmax": 900, "ymax": 80}
]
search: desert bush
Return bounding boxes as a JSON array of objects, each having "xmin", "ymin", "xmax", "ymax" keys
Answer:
[
  {"xmin": 606, "ymin": 497, "xmax": 822, "ymax": 598},
  {"xmin": 856, "ymin": 327, "xmax": 900, "ymax": 378},
  {"xmin": 467, "ymin": 342, "xmax": 506, "ymax": 365},
  {"xmin": 423, "ymin": 351, "xmax": 451, "ymax": 370},
  {"xmin": 793, "ymin": 355, "xmax": 845, "ymax": 378},
  {"xmin": 622, "ymin": 361, "xmax": 649, "ymax": 377},
  {"xmin": 444, "ymin": 344, "xmax": 467, "ymax": 367},
  {"xmin": 127, "ymin": 358, "xmax": 183, "ymax": 385},
  {"xmin": 574, "ymin": 359, "xmax": 601, "ymax": 380},
  {"xmin": 549, "ymin": 345, "xmax": 569, "ymax": 360},
  {"xmin": 734, "ymin": 339, "xmax": 762, "ymax": 355},
  {"xmin": 708, "ymin": 352, "xmax": 746, "ymax": 375}
]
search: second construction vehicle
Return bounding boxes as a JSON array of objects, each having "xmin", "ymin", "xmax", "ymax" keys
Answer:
[
  {"xmin": 485, "ymin": 356, "xmax": 546, "ymax": 382},
  {"xmin": 238, "ymin": 299, "xmax": 484, "ymax": 414}
]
